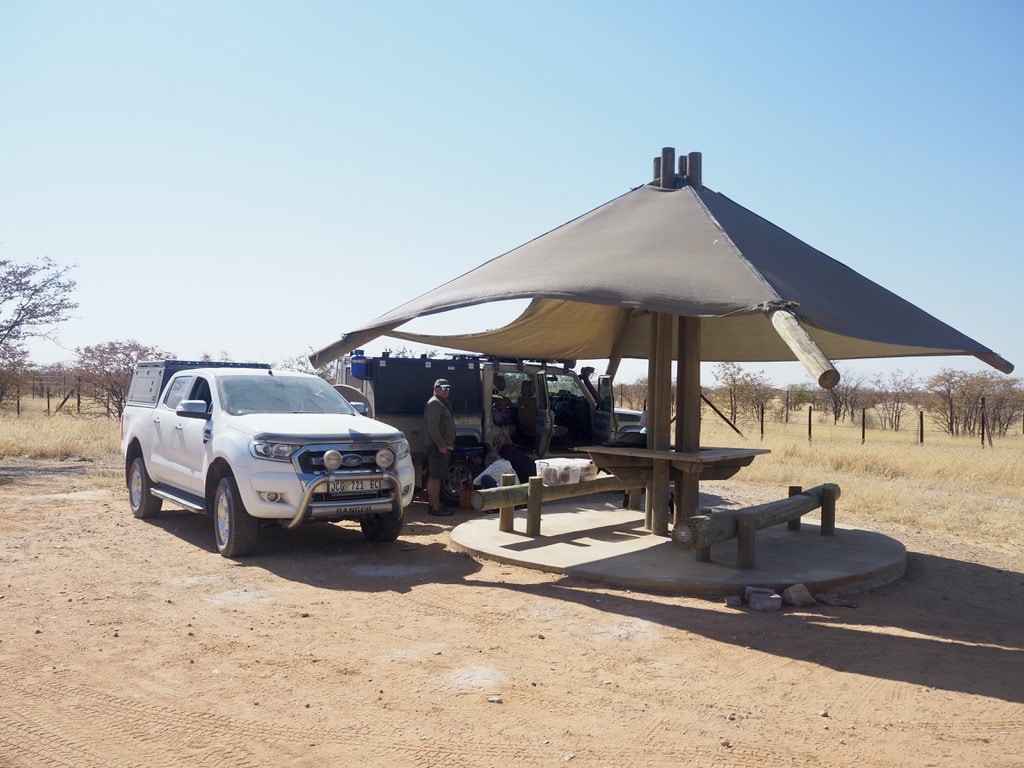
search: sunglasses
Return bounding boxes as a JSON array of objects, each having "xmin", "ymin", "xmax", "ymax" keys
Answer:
[{"xmin": 438, "ymin": 385, "xmax": 452, "ymax": 391}]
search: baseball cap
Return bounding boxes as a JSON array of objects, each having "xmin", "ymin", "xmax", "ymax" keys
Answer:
[{"xmin": 434, "ymin": 378, "xmax": 451, "ymax": 389}]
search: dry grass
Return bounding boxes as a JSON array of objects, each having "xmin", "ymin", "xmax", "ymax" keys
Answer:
[
  {"xmin": 2, "ymin": 399, "xmax": 1021, "ymax": 551},
  {"xmin": 701, "ymin": 416, "xmax": 1024, "ymax": 553},
  {"xmin": 0, "ymin": 400, "xmax": 122, "ymax": 487}
]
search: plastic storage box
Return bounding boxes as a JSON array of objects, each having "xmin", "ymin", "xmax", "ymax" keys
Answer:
[{"xmin": 535, "ymin": 458, "xmax": 595, "ymax": 485}]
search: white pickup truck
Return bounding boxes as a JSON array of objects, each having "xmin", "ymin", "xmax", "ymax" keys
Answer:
[{"xmin": 120, "ymin": 360, "xmax": 415, "ymax": 557}]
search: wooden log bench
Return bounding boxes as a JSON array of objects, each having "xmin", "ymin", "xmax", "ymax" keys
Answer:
[
  {"xmin": 471, "ymin": 473, "xmax": 644, "ymax": 535},
  {"xmin": 671, "ymin": 483, "xmax": 841, "ymax": 569}
]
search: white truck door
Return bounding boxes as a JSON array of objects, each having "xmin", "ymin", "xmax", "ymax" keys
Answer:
[{"xmin": 170, "ymin": 376, "xmax": 214, "ymax": 495}]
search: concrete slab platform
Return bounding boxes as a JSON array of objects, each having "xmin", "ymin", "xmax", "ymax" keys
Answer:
[{"xmin": 449, "ymin": 495, "xmax": 906, "ymax": 598}]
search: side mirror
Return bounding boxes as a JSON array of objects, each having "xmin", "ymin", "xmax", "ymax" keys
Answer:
[{"xmin": 176, "ymin": 400, "xmax": 210, "ymax": 419}]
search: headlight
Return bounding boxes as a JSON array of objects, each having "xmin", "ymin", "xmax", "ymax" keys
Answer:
[
  {"xmin": 375, "ymin": 448, "xmax": 395, "ymax": 469},
  {"xmin": 251, "ymin": 441, "xmax": 301, "ymax": 461},
  {"xmin": 394, "ymin": 438, "xmax": 410, "ymax": 460}
]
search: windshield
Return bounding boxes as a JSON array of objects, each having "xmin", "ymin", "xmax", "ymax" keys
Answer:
[{"xmin": 218, "ymin": 375, "xmax": 358, "ymax": 416}]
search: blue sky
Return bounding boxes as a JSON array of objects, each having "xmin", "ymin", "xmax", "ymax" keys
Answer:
[{"xmin": 2, "ymin": 1, "xmax": 1021, "ymax": 386}]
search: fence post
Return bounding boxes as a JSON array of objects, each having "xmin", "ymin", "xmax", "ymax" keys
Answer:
[
  {"xmin": 807, "ymin": 405, "xmax": 813, "ymax": 442},
  {"xmin": 919, "ymin": 410, "xmax": 924, "ymax": 444},
  {"xmin": 981, "ymin": 396, "xmax": 986, "ymax": 448},
  {"xmin": 861, "ymin": 408, "xmax": 866, "ymax": 444}
]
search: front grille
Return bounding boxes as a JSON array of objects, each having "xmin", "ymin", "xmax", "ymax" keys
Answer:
[{"xmin": 294, "ymin": 446, "xmax": 381, "ymax": 475}]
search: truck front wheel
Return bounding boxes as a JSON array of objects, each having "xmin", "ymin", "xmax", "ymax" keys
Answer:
[
  {"xmin": 360, "ymin": 505, "xmax": 404, "ymax": 542},
  {"xmin": 213, "ymin": 475, "xmax": 259, "ymax": 558},
  {"xmin": 128, "ymin": 457, "xmax": 163, "ymax": 519}
]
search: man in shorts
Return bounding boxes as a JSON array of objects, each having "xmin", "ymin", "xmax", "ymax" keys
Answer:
[{"xmin": 424, "ymin": 378, "xmax": 456, "ymax": 515}]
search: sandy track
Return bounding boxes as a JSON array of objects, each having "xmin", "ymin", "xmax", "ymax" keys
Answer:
[{"xmin": 1, "ymin": 458, "xmax": 1021, "ymax": 767}]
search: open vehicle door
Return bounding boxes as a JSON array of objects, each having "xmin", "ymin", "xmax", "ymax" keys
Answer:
[{"xmin": 593, "ymin": 374, "xmax": 614, "ymax": 443}]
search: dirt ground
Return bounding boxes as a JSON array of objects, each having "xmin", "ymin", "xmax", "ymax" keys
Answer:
[{"xmin": 1, "ymin": 456, "xmax": 1021, "ymax": 768}]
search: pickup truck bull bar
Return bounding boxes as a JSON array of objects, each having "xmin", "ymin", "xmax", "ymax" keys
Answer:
[{"xmin": 289, "ymin": 470, "xmax": 403, "ymax": 529}]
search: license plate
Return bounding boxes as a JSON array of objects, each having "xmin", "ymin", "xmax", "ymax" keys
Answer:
[{"xmin": 328, "ymin": 478, "xmax": 382, "ymax": 493}]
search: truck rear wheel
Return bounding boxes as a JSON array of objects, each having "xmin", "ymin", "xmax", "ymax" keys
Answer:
[
  {"xmin": 360, "ymin": 506, "xmax": 404, "ymax": 542},
  {"xmin": 442, "ymin": 458, "xmax": 474, "ymax": 507},
  {"xmin": 128, "ymin": 457, "xmax": 163, "ymax": 518},
  {"xmin": 213, "ymin": 475, "xmax": 259, "ymax": 557}
]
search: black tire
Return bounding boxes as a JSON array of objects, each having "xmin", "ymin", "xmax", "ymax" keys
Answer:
[
  {"xmin": 360, "ymin": 506, "xmax": 404, "ymax": 542},
  {"xmin": 442, "ymin": 458, "xmax": 474, "ymax": 507},
  {"xmin": 213, "ymin": 475, "xmax": 259, "ymax": 558},
  {"xmin": 128, "ymin": 457, "xmax": 163, "ymax": 519}
]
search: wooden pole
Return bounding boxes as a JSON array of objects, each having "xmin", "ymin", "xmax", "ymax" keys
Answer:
[
  {"xmin": 973, "ymin": 351, "xmax": 1014, "ymax": 375},
  {"xmin": 820, "ymin": 484, "xmax": 837, "ymax": 536},
  {"xmin": 649, "ymin": 312, "xmax": 673, "ymax": 536},
  {"xmin": 686, "ymin": 151, "xmax": 702, "ymax": 188},
  {"xmin": 525, "ymin": 476, "xmax": 543, "ymax": 536},
  {"xmin": 645, "ymin": 314, "xmax": 658, "ymax": 530},
  {"xmin": 660, "ymin": 147, "xmax": 676, "ymax": 188},
  {"xmin": 981, "ymin": 396, "xmax": 987, "ymax": 448},
  {"xmin": 472, "ymin": 474, "xmax": 644, "ymax": 511},
  {"xmin": 672, "ymin": 483, "xmax": 841, "ymax": 553},
  {"xmin": 497, "ymin": 473, "xmax": 517, "ymax": 532},
  {"xmin": 787, "ymin": 485, "xmax": 802, "ymax": 531},
  {"xmin": 675, "ymin": 315, "xmax": 701, "ymax": 527},
  {"xmin": 769, "ymin": 308, "xmax": 840, "ymax": 389}
]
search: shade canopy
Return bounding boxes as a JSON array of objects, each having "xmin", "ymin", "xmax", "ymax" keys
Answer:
[{"xmin": 311, "ymin": 179, "xmax": 1012, "ymax": 376}]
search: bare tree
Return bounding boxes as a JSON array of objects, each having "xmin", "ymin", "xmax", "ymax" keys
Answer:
[
  {"xmin": 710, "ymin": 362, "xmax": 773, "ymax": 423},
  {"xmin": 982, "ymin": 376, "xmax": 1024, "ymax": 437},
  {"xmin": 926, "ymin": 369, "xmax": 1023, "ymax": 438},
  {"xmin": 872, "ymin": 369, "xmax": 920, "ymax": 431},
  {"xmin": 711, "ymin": 362, "xmax": 744, "ymax": 423},
  {"xmin": 0, "ymin": 342, "xmax": 29, "ymax": 406},
  {"xmin": 0, "ymin": 258, "xmax": 78, "ymax": 354},
  {"xmin": 818, "ymin": 368, "xmax": 865, "ymax": 424},
  {"xmin": 74, "ymin": 341, "xmax": 172, "ymax": 418}
]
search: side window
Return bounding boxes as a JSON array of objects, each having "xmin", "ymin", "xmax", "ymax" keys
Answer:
[
  {"xmin": 189, "ymin": 377, "xmax": 213, "ymax": 412},
  {"xmin": 545, "ymin": 373, "xmax": 584, "ymax": 399},
  {"xmin": 502, "ymin": 373, "xmax": 529, "ymax": 402},
  {"xmin": 162, "ymin": 375, "xmax": 194, "ymax": 411}
]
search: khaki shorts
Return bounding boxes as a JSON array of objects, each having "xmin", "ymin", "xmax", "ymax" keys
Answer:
[{"xmin": 426, "ymin": 446, "xmax": 450, "ymax": 479}]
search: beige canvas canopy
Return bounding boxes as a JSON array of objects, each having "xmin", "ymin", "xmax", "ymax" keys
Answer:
[{"xmin": 310, "ymin": 162, "xmax": 1012, "ymax": 378}]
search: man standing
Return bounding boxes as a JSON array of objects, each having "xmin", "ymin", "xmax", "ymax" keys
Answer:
[{"xmin": 424, "ymin": 378, "xmax": 456, "ymax": 516}]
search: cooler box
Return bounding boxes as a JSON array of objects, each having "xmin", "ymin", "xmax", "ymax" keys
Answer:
[{"xmin": 535, "ymin": 458, "xmax": 594, "ymax": 485}]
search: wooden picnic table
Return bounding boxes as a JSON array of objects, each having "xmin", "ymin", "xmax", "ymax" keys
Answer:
[
  {"xmin": 577, "ymin": 445, "xmax": 770, "ymax": 483},
  {"xmin": 577, "ymin": 445, "xmax": 771, "ymax": 531}
]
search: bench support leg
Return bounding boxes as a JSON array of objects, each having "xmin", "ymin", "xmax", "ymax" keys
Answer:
[{"xmin": 737, "ymin": 513, "xmax": 758, "ymax": 569}]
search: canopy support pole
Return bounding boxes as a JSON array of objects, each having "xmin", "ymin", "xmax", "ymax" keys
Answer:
[
  {"xmin": 675, "ymin": 315, "xmax": 702, "ymax": 527},
  {"xmin": 647, "ymin": 312, "xmax": 673, "ymax": 536},
  {"xmin": 768, "ymin": 308, "xmax": 841, "ymax": 389},
  {"xmin": 973, "ymin": 351, "xmax": 1015, "ymax": 375}
]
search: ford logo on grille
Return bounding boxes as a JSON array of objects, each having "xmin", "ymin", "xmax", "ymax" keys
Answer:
[{"xmin": 341, "ymin": 454, "xmax": 363, "ymax": 467}]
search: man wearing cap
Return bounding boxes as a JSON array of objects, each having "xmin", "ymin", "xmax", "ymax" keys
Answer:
[{"xmin": 424, "ymin": 378, "xmax": 456, "ymax": 515}]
